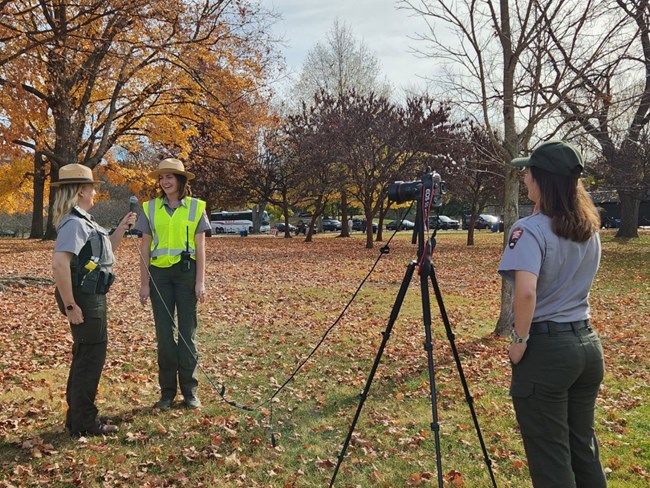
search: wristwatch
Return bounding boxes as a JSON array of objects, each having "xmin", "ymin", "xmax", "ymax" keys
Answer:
[
  {"xmin": 66, "ymin": 303, "xmax": 75, "ymax": 312},
  {"xmin": 511, "ymin": 328, "xmax": 529, "ymax": 344}
]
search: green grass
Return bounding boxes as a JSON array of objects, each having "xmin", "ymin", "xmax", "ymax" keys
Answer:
[{"xmin": 0, "ymin": 231, "xmax": 648, "ymax": 487}]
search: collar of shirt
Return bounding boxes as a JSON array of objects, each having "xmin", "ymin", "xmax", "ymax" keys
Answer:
[
  {"xmin": 73, "ymin": 205, "xmax": 94, "ymax": 221},
  {"xmin": 159, "ymin": 196, "xmax": 188, "ymax": 210}
]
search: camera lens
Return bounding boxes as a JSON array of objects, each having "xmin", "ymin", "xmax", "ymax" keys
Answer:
[{"xmin": 388, "ymin": 181, "xmax": 421, "ymax": 203}]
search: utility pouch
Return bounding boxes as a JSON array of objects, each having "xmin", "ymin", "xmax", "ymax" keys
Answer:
[
  {"xmin": 180, "ymin": 250, "xmax": 192, "ymax": 272},
  {"xmin": 70, "ymin": 258, "xmax": 82, "ymax": 287},
  {"xmin": 96, "ymin": 270, "xmax": 115, "ymax": 294},
  {"xmin": 81, "ymin": 268, "xmax": 101, "ymax": 294}
]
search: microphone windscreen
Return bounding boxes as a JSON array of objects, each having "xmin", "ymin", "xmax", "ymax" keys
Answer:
[{"xmin": 129, "ymin": 195, "xmax": 138, "ymax": 213}]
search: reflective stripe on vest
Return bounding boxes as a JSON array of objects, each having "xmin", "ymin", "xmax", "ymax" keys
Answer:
[{"xmin": 143, "ymin": 197, "xmax": 205, "ymax": 268}]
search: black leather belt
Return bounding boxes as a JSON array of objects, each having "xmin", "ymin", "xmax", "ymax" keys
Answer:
[{"xmin": 529, "ymin": 320, "xmax": 591, "ymax": 335}]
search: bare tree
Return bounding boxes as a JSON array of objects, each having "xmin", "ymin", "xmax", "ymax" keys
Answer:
[
  {"xmin": 293, "ymin": 18, "xmax": 391, "ymax": 104},
  {"xmin": 292, "ymin": 19, "xmax": 391, "ymax": 237},
  {"xmin": 399, "ymin": 0, "xmax": 620, "ymax": 334},
  {"xmin": 543, "ymin": 0, "xmax": 650, "ymax": 237},
  {"xmin": 445, "ymin": 123, "xmax": 504, "ymax": 245}
]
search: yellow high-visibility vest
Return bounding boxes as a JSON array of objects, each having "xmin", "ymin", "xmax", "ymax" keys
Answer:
[{"xmin": 143, "ymin": 197, "xmax": 206, "ymax": 268}]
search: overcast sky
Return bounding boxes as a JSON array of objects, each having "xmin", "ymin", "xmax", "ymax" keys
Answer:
[{"xmin": 260, "ymin": 0, "xmax": 439, "ymax": 96}]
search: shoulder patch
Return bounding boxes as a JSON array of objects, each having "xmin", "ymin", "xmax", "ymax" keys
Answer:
[{"xmin": 508, "ymin": 227, "xmax": 524, "ymax": 249}]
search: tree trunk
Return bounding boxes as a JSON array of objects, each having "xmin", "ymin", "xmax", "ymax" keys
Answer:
[
  {"xmin": 377, "ymin": 199, "xmax": 387, "ymax": 242},
  {"xmin": 29, "ymin": 152, "xmax": 46, "ymax": 239},
  {"xmin": 251, "ymin": 202, "xmax": 267, "ymax": 234},
  {"xmin": 615, "ymin": 191, "xmax": 640, "ymax": 238},
  {"xmin": 44, "ymin": 187, "xmax": 57, "ymax": 240},
  {"xmin": 339, "ymin": 189, "xmax": 350, "ymax": 237},
  {"xmin": 304, "ymin": 196, "xmax": 323, "ymax": 243},
  {"xmin": 466, "ymin": 214, "xmax": 476, "ymax": 246},
  {"xmin": 495, "ymin": 165, "xmax": 520, "ymax": 336},
  {"xmin": 364, "ymin": 207, "xmax": 373, "ymax": 249},
  {"xmin": 281, "ymin": 194, "xmax": 292, "ymax": 238}
]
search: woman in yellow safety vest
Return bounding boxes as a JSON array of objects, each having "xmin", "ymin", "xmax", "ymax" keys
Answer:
[{"xmin": 134, "ymin": 158, "xmax": 210, "ymax": 410}]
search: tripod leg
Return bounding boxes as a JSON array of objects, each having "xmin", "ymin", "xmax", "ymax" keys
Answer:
[
  {"xmin": 329, "ymin": 261, "xmax": 417, "ymax": 487},
  {"xmin": 419, "ymin": 264, "xmax": 445, "ymax": 488},
  {"xmin": 428, "ymin": 267, "xmax": 499, "ymax": 488}
]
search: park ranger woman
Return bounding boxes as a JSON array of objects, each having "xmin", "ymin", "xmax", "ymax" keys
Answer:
[
  {"xmin": 134, "ymin": 158, "xmax": 210, "ymax": 410},
  {"xmin": 499, "ymin": 141, "xmax": 607, "ymax": 488},
  {"xmin": 51, "ymin": 163, "xmax": 135, "ymax": 437}
]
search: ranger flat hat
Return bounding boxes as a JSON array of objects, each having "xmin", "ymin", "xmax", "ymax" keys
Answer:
[
  {"xmin": 51, "ymin": 164, "xmax": 102, "ymax": 187},
  {"xmin": 148, "ymin": 158, "xmax": 195, "ymax": 180},
  {"xmin": 511, "ymin": 140, "xmax": 584, "ymax": 176}
]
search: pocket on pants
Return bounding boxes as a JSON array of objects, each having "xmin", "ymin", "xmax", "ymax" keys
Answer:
[
  {"xmin": 510, "ymin": 381, "xmax": 546, "ymax": 438},
  {"xmin": 70, "ymin": 297, "xmax": 107, "ymax": 344}
]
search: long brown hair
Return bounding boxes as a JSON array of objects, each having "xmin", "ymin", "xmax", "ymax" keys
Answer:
[
  {"xmin": 531, "ymin": 167, "xmax": 600, "ymax": 242},
  {"xmin": 156, "ymin": 174, "xmax": 192, "ymax": 200}
]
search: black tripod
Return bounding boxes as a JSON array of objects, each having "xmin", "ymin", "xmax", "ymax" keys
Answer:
[{"xmin": 329, "ymin": 171, "xmax": 498, "ymax": 488}]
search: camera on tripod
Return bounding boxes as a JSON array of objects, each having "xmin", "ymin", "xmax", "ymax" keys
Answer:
[{"xmin": 387, "ymin": 167, "xmax": 445, "ymax": 206}]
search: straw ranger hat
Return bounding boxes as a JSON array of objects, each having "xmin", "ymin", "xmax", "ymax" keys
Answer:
[
  {"xmin": 148, "ymin": 158, "xmax": 195, "ymax": 180},
  {"xmin": 51, "ymin": 164, "xmax": 102, "ymax": 187}
]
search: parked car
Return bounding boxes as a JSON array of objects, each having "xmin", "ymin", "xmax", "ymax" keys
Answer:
[
  {"xmin": 352, "ymin": 218, "xmax": 378, "ymax": 233},
  {"xmin": 322, "ymin": 219, "xmax": 342, "ymax": 231},
  {"xmin": 292, "ymin": 220, "xmax": 312, "ymax": 235},
  {"xmin": 274, "ymin": 222, "xmax": 296, "ymax": 233},
  {"xmin": 386, "ymin": 219, "xmax": 415, "ymax": 231},
  {"xmin": 0, "ymin": 229, "xmax": 16, "ymax": 237},
  {"xmin": 463, "ymin": 214, "xmax": 500, "ymax": 230},
  {"xmin": 429, "ymin": 215, "xmax": 460, "ymax": 230},
  {"xmin": 601, "ymin": 216, "xmax": 620, "ymax": 229}
]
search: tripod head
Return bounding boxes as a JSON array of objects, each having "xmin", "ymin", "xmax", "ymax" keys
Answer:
[{"xmin": 388, "ymin": 167, "xmax": 446, "ymax": 269}]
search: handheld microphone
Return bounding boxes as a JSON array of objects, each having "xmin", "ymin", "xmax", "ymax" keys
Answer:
[{"xmin": 129, "ymin": 196, "xmax": 138, "ymax": 229}]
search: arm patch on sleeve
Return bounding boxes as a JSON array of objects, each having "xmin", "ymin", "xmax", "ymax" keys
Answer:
[{"xmin": 509, "ymin": 227, "xmax": 524, "ymax": 249}]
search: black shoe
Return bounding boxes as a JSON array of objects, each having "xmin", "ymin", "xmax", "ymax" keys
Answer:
[
  {"xmin": 67, "ymin": 415, "xmax": 112, "ymax": 433},
  {"xmin": 183, "ymin": 397, "xmax": 201, "ymax": 409},
  {"xmin": 71, "ymin": 422, "xmax": 118, "ymax": 438},
  {"xmin": 87, "ymin": 423, "xmax": 119, "ymax": 436},
  {"xmin": 154, "ymin": 398, "xmax": 174, "ymax": 409}
]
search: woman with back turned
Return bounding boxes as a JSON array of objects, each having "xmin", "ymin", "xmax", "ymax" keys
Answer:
[{"xmin": 498, "ymin": 141, "xmax": 607, "ymax": 487}]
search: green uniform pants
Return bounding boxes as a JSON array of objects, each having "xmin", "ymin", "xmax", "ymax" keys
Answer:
[
  {"xmin": 510, "ymin": 323, "xmax": 607, "ymax": 488},
  {"xmin": 56, "ymin": 287, "xmax": 108, "ymax": 433},
  {"xmin": 149, "ymin": 261, "xmax": 199, "ymax": 401}
]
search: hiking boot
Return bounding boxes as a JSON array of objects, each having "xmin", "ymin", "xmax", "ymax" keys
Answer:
[
  {"xmin": 71, "ymin": 422, "xmax": 118, "ymax": 438},
  {"xmin": 87, "ymin": 422, "xmax": 119, "ymax": 436},
  {"xmin": 154, "ymin": 398, "xmax": 174, "ymax": 409},
  {"xmin": 183, "ymin": 397, "xmax": 201, "ymax": 409}
]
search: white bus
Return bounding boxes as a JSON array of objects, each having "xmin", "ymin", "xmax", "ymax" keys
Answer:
[{"xmin": 210, "ymin": 210, "xmax": 270, "ymax": 234}]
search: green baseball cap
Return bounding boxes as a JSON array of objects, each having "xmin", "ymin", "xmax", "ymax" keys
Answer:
[{"xmin": 511, "ymin": 140, "xmax": 584, "ymax": 176}]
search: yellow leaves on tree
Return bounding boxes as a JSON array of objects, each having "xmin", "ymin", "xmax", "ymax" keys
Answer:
[{"xmin": 0, "ymin": 155, "xmax": 41, "ymax": 214}]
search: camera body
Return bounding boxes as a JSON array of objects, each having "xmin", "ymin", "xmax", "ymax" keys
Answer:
[{"xmin": 388, "ymin": 168, "xmax": 445, "ymax": 206}]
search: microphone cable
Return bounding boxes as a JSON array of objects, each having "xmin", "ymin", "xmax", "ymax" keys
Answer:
[
  {"xmin": 260, "ymin": 203, "xmax": 414, "ymax": 445},
  {"xmin": 126, "ymin": 231, "xmax": 255, "ymax": 412},
  {"xmin": 125, "ymin": 201, "xmax": 415, "ymax": 428}
]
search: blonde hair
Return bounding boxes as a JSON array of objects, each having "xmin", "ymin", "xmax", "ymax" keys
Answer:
[{"xmin": 51, "ymin": 183, "xmax": 90, "ymax": 226}]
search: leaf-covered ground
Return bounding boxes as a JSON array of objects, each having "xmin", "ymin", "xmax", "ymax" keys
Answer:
[{"xmin": 0, "ymin": 231, "xmax": 647, "ymax": 487}]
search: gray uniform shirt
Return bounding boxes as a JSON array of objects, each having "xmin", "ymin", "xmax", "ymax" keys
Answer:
[
  {"xmin": 54, "ymin": 207, "xmax": 115, "ymax": 272},
  {"xmin": 498, "ymin": 212, "xmax": 601, "ymax": 323}
]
